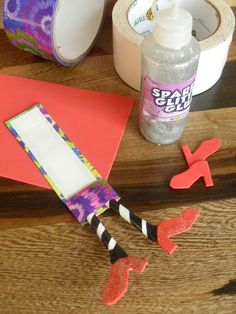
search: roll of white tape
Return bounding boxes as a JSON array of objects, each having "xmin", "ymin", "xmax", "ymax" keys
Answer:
[
  {"xmin": 113, "ymin": 0, "xmax": 235, "ymax": 95},
  {"xmin": 3, "ymin": 0, "xmax": 107, "ymax": 65}
]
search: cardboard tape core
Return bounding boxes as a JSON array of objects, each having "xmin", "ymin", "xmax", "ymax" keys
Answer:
[
  {"xmin": 54, "ymin": 0, "xmax": 106, "ymax": 61},
  {"xmin": 128, "ymin": 0, "xmax": 220, "ymax": 41}
]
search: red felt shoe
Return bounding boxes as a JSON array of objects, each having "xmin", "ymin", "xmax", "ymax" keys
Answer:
[
  {"xmin": 102, "ymin": 256, "xmax": 147, "ymax": 306},
  {"xmin": 170, "ymin": 160, "xmax": 213, "ymax": 189},
  {"xmin": 157, "ymin": 208, "xmax": 200, "ymax": 254},
  {"xmin": 182, "ymin": 137, "xmax": 221, "ymax": 166}
]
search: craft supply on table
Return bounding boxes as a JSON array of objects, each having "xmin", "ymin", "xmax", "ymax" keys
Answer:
[
  {"xmin": 109, "ymin": 200, "xmax": 199, "ymax": 255},
  {"xmin": 182, "ymin": 137, "xmax": 221, "ymax": 167},
  {"xmin": 139, "ymin": 0, "xmax": 200, "ymax": 144},
  {"xmin": 170, "ymin": 138, "xmax": 221, "ymax": 189},
  {"xmin": 6, "ymin": 104, "xmax": 199, "ymax": 305},
  {"xmin": 5, "ymin": 104, "xmax": 120, "ymax": 220},
  {"xmin": 3, "ymin": 0, "xmax": 107, "ymax": 65},
  {"xmin": 170, "ymin": 160, "xmax": 214, "ymax": 189},
  {"xmin": 0, "ymin": 74, "xmax": 134, "ymax": 188},
  {"xmin": 112, "ymin": 0, "xmax": 235, "ymax": 95},
  {"xmin": 87, "ymin": 212, "xmax": 148, "ymax": 306}
]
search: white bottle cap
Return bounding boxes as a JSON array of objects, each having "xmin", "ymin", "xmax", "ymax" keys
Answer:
[{"xmin": 152, "ymin": 0, "xmax": 193, "ymax": 49}]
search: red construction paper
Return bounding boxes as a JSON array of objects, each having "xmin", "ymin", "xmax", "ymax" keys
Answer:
[{"xmin": 0, "ymin": 74, "xmax": 134, "ymax": 189}]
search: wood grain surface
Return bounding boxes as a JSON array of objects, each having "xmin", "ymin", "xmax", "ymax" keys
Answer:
[{"xmin": 0, "ymin": 3, "xmax": 236, "ymax": 314}]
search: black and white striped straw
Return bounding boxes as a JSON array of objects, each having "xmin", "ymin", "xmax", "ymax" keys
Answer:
[
  {"xmin": 108, "ymin": 199, "xmax": 157, "ymax": 242},
  {"xmin": 87, "ymin": 212, "xmax": 128, "ymax": 264}
]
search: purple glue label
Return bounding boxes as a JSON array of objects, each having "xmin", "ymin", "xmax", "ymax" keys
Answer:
[{"xmin": 142, "ymin": 75, "xmax": 195, "ymax": 122}]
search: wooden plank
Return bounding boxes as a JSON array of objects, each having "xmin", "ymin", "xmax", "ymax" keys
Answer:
[
  {"xmin": 0, "ymin": 36, "xmax": 236, "ymax": 102},
  {"xmin": 1, "ymin": 107, "xmax": 236, "ymax": 230},
  {"xmin": 0, "ymin": 2, "xmax": 235, "ymax": 312},
  {"xmin": 0, "ymin": 197, "xmax": 235, "ymax": 312}
]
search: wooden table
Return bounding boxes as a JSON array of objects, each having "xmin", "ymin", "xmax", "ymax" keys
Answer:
[{"xmin": 0, "ymin": 7, "xmax": 236, "ymax": 314}]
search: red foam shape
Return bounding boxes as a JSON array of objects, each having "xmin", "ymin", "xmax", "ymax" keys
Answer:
[
  {"xmin": 0, "ymin": 74, "xmax": 134, "ymax": 187},
  {"xmin": 157, "ymin": 208, "xmax": 200, "ymax": 254},
  {"xmin": 102, "ymin": 256, "xmax": 148, "ymax": 306},
  {"xmin": 182, "ymin": 137, "xmax": 221, "ymax": 167},
  {"xmin": 170, "ymin": 160, "xmax": 213, "ymax": 189}
]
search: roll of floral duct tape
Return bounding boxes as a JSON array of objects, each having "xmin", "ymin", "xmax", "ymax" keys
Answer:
[
  {"xmin": 112, "ymin": 0, "xmax": 235, "ymax": 95},
  {"xmin": 3, "ymin": 0, "xmax": 107, "ymax": 65}
]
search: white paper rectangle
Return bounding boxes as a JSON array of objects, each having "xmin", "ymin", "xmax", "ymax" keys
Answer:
[{"xmin": 10, "ymin": 106, "xmax": 97, "ymax": 199}]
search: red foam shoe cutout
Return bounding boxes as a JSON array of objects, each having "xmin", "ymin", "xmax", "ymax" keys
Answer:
[
  {"xmin": 170, "ymin": 160, "xmax": 213, "ymax": 189},
  {"xmin": 102, "ymin": 256, "xmax": 148, "ymax": 306},
  {"xmin": 182, "ymin": 137, "xmax": 221, "ymax": 167},
  {"xmin": 157, "ymin": 208, "xmax": 199, "ymax": 254}
]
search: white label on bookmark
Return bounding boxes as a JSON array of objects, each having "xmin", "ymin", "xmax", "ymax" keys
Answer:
[{"xmin": 10, "ymin": 106, "xmax": 97, "ymax": 199}]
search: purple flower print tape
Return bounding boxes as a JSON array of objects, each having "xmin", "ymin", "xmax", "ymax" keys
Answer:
[
  {"xmin": 66, "ymin": 179, "xmax": 119, "ymax": 224},
  {"xmin": 3, "ymin": 0, "xmax": 107, "ymax": 65}
]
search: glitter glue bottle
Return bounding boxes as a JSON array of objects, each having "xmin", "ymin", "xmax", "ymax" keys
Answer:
[{"xmin": 139, "ymin": 0, "xmax": 200, "ymax": 144}]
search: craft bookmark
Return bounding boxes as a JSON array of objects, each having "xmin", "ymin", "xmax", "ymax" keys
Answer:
[
  {"xmin": 6, "ymin": 104, "xmax": 119, "ymax": 222},
  {"xmin": 6, "ymin": 104, "xmax": 199, "ymax": 305},
  {"xmin": 6, "ymin": 104, "xmax": 148, "ymax": 305}
]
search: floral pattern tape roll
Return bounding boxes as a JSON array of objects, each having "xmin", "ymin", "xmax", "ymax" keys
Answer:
[{"xmin": 3, "ymin": 0, "xmax": 107, "ymax": 65}]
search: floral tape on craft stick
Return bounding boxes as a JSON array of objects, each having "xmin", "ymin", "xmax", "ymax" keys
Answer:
[
  {"xmin": 3, "ymin": 0, "xmax": 107, "ymax": 65},
  {"xmin": 5, "ymin": 104, "xmax": 147, "ymax": 305},
  {"xmin": 5, "ymin": 104, "xmax": 119, "ymax": 223},
  {"xmin": 6, "ymin": 104, "xmax": 199, "ymax": 250},
  {"xmin": 6, "ymin": 104, "xmax": 200, "ymax": 304}
]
